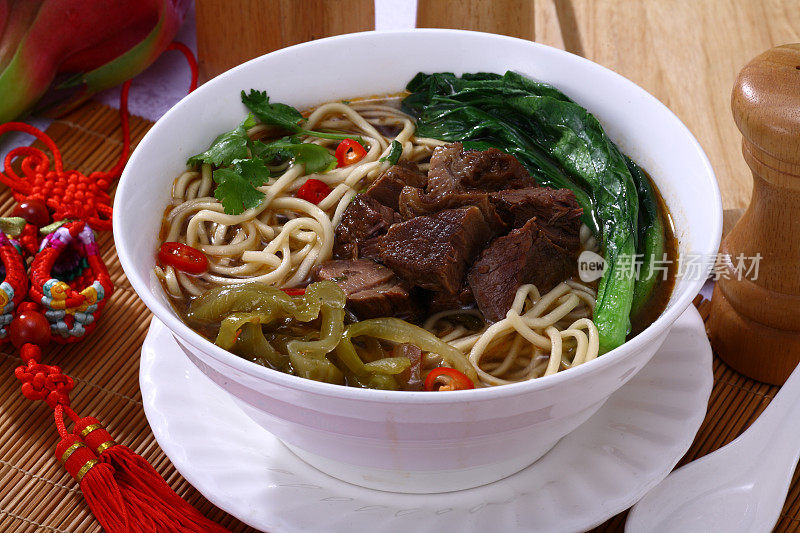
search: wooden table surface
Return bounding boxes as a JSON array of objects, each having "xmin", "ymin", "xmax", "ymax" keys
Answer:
[
  {"xmin": 419, "ymin": 0, "xmax": 800, "ymax": 212},
  {"xmin": 538, "ymin": 0, "xmax": 800, "ymax": 211}
]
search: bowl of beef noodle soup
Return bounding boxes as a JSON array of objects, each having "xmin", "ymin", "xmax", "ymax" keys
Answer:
[{"xmin": 115, "ymin": 30, "xmax": 721, "ymax": 493}]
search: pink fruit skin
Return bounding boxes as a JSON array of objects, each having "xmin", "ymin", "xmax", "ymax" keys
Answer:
[
  {"xmin": 58, "ymin": 0, "xmax": 192, "ymax": 73},
  {"xmin": 0, "ymin": 1, "xmax": 46, "ymax": 71},
  {"xmin": 0, "ymin": 0, "xmax": 191, "ymax": 123}
]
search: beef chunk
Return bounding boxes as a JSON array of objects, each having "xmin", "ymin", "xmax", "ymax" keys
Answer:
[
  {"xmin": 334, "ymin": 162, "xmax": 428, "ymax": 259},
  {"xmin": 314, "ymin": 258, "xmax": 393, "ymax": 294},
  {"xmin": 468, "ymin": 218, "xmax": 577, "ymax": 322},
  {"xmin": 349, "ymin": 283, "xmax": 418, "ymax": 321},
  {"xmin": 363, "ymin": 161, "xmax": 427, "ymax": 211},
  {"xmin": 379, "ymin": 207, "xmax": 492, "ymax": 293},
  {"xmin": 313, "ymin": 259, "xmax": 418, "ymax": 320},
  {"xmin": 491, "ymin": 187, "xmax": 583, "ymax": 252},
  {"xmin": 398, "ymin": 187, "xmax": 507, "ymax": 233},
  {"xmin": 333, "ymin": 196, "xmax": 401, "ymax": 260},
  {"xmin": 426, "ymin": 142, "xmax": 536, "ymax": 196}
]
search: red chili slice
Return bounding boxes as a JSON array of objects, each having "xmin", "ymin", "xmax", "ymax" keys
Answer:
[
  {"xmin": 295, "ymin": 178, "xmax": 332, "ymax": 205},
  {"xmin": 424, "ymin": 367, "xmax": 475, "ymax": 391},
  {"xmin": 158, "ymin": 242, "xmax": 208, "ymax": 274},
  {"xmin": 335, "ymin": 138, "xmax": 367, "ymax": 167},
  {"xmin": 281, "ymin": 288, "xmax": 306, "ymax": 296}
]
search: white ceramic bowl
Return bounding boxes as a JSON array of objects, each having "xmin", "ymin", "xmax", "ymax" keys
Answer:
[{"xmin": 115, "ymin": 30, "xmax": 721, "ymax": 494}]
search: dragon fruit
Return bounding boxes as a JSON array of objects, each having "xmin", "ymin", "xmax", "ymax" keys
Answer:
[{"xmin": 0, "ymin": 0, "xmax": 191, "ymax": 123}]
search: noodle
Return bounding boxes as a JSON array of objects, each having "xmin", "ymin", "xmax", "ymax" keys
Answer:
[
  {"xmin": 159, "ymin": 100, "xmax": 431, "ymax": 291},
  {"xmin": 157, "ymin": 97, "xmax": 602, "ymax": 388},
  {"xmin": 426, "ymin": 282, "xmax": 599, "ymax": 386}
]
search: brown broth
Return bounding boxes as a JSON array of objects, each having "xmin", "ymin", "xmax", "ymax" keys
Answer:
[{"xmin": 629, "ymin": 173, "xmax": 679, "ymax": 337}]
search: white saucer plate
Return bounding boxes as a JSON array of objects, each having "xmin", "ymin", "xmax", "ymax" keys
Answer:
[{"xmin": 140, "ymin": 306, "xmax": 712, "ymax": 533}]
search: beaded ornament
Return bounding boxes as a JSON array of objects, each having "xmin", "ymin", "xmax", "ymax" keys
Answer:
[{"xmin": 0, "ymin": 43, "xmax": 227, "ymax": 533}]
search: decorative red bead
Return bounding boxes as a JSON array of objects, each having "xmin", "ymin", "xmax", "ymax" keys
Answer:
[
  {"xmin": 9, "ymin": 311, "xmax": 51, "ymax": 349},
  {"xmin": 14, "ymin": 199, "xmax": 51, "ymax": 227}
]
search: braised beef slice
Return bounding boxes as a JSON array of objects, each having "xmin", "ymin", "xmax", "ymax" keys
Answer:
[
  {"xmin": 363, "ymin": 161, "xmax": 427, "ymax": 211},
  {"xmin": 426, "ymin": 142, "xmax": 536, "ymax": 196},
  {"xmin": 314, "ymin": 258, "xmax": 392, "ymax": 293},
  {"xmin": 333, "ymin": 196, "xmax": 401, "ymax": 260},
  {"xmin": 312, "ymin": 259, "xmax": 418, "ymax": 320},
  {"xmin": 491, "ymin": 187, "xmax": 583, "ymax": 253},
  {"xmin": 398, "ymin": 186, "xmax": 507, "ymax": 233},
  {"xmin": 349, "ymin": 283, "xmax": 418, "ymax": 321},
  {"xmin": 379, "ymin": 207, "xmax": 492, "ymax": 293},
  {"xmin": 468, "ymin": 218, "xmax": 577, "ymax": 322}
]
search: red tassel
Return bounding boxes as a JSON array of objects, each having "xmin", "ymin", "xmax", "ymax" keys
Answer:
[
  {"xmin": 76, "ymin": 417, "xmax": 230, "ymax": 533},
  {"xmin": 6, "ymin": 43, "xmax": 220, "ymax": 533},
  {"xmin": 55, "ymin": 434, "xmax": 131, "ymax": 533}
]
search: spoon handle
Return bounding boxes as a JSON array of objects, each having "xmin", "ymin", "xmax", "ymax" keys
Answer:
[{"xmin": 745, "ymin": 362, "xmax": 800, "ymax": 458}]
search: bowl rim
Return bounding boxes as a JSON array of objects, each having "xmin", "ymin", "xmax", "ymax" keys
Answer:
[{"xmin": 114, "ymin": 28, "xmax": 722, "ymax": 404}]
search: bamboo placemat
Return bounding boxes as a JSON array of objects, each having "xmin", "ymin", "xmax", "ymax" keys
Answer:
[
  {"xmin": 0, "ymin": 102, "xmax": 795, "ymax": 533},
  {"xmin": 0, "ymin": 102, "xmax": 253, "ymax": 533}
]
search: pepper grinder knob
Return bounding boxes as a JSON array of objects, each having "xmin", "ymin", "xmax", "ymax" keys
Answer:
[{"xmin": 709, "ymin": 44, "xmax": 800, "ymax": 384}]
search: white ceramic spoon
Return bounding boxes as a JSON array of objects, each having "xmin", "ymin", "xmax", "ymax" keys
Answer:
[{"xmin": 626, "ymin": 362, "xmax": 800, "ymax": 533}]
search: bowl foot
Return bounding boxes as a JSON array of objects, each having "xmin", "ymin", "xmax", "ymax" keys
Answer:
[{"xmin": 282, "ymin": 438, "xmax": 562, "ymax": 494}]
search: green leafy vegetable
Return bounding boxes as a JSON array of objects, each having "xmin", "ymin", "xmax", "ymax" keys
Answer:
[
  {"xmin": 186, "ymin": 91, "xmax": 347, "ymax": 215},
  {"xmin": 242, "ymin": 89, "xmax": 364, "ymax": 144},
  {"xmin": 627, "ymin": 157, "xmax": 666, "ymax": 317},
  {"xmin": 212, "ymin": 158, "xmax": 270, "ymax": 215},
  {"xmin": 187, "ymin": 114, "xmax": 256, "ymax": 167},
  {"xmin": 380, "ymin": 140, "xmax": 402, "ymax": 165},
  {"xmin": 233, "ymin": 157, "xmax": 271, "ymax": 184},
  {"xmin": 253, "ymin": 136, "xmax": 337, "ymax": 174},
  {"xmin": 240, "ymin": 90, "xmax": 303, "ymax": 131},
  {"xmin": 403, "ymin": 71, "xmax": 651, "ymax": 352}
]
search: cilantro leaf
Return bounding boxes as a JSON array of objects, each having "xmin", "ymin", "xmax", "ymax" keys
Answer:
[
  {"xmin": 379, "ymin": 140, "xmax": 402, "ymax": 165},
  {"xmin": 241, "ymin": 89, "xmax": 365, "ymax": 144},
  {"xmin": 233, "ymin": 157, "xmax": 271, "ymax": 185},
  {"xmin": 241, "ymin": 90, "xmax": 303, "ymax": 131},
  {"xmin": 212, "ymin": 158, "xmax": 270, "ymax": 215},
  {"xmin": 291, "ymin": 144, "xmax": 337, "ymax": 173},
  {"xmin": 187, "ymin": 114, "xmax": 257, "ymax": 167},
  {"xmin": 254, "ymin": 137, "xmax": 337, "ymax": 174}
]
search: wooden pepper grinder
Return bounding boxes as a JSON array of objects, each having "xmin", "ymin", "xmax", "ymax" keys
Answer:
[{"xmin": 709, "ymin": 44, "xmax": 800, "ymax": 385}]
